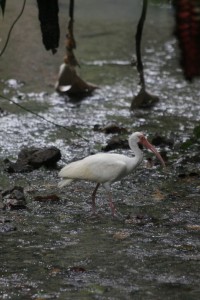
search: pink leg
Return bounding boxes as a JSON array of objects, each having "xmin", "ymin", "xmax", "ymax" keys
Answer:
[
  {"xmin": 103, "ymin": 183, "xmax": 116, "ymax": 216},
  {"xmin": 91, "ymin": 183, "xmax": 100, "ymax": 214},
  {"xmin": 108, "ymin": 191, "xmax": 116, "ymax": 216}
]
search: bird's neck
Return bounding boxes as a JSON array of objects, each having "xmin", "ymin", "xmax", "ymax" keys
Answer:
[{"xmin": 129, "ymin": 142, "xmax": 144, "ymax": 167}]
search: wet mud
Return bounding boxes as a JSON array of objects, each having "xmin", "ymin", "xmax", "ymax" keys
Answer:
[{"xmin": 0, "ymin": 1, "xmax": 200, "ymax": 299}]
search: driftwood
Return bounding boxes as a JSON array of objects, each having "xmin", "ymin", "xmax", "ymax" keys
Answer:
[
  {"xmin": 55, "ymin": 0, "xmax": 98, "ymax": 97},
  {"xmin": 55, "ymin": 63, "xmax": 97, "ymax": 96}
]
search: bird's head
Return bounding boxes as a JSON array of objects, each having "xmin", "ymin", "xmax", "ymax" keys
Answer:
[{"xmin": 129, "ymin": 132, "xmax": 166, "ymax": 167}]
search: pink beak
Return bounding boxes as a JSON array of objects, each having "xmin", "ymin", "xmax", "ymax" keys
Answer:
[{"xmin": 140, "ymin": 136, "xmax": 166, "ymax": 168}]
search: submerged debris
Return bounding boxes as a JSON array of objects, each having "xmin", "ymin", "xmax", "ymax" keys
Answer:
[
  {"xmin": 4, "ymin": 146, "xmax": 61, "ymax": 173},
  {"xmin": 34, "ymin": 194, "xmax": 60, "ymax": 203},
  {"xmin": 125, "ymin": 214, "xmax": 160, "ymax": 226},
  {"xmin": 55, "ymin": 63, "xmax": 98, "ymax": 97},
  {"xmin": 178, "ymin": 171, "xmax": 199, "ymax": 179},
  {"xmin": 151, "ymin": 134, "xmax": 174, "ymax": 147},
  {"xmin": 131, "ymin": 88, "xmax": 159, "ymax": 109},
  {"xmin": 68, "ymin": 266, "xmax": 86, "ymax": 274},
  {"xmin": 0, "ymin": 218, "xmax": 17, "ymax": 233},
  {"xmin": 1, "ymin": 186, "xmax": 27, "ymax": 210}
]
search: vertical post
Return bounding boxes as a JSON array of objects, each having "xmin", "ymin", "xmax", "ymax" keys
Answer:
[{"xmin": 135, "ymin": 0, "xmax": 148, "ymax": 89}]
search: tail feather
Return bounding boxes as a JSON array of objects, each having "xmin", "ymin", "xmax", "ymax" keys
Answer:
[{"xmin": 58, "ymin": 179, "xmax": 73, "ymax": 188}]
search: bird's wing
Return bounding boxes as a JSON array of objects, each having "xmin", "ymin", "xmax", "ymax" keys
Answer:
[
  {"xmin": 82, "ymin": 154, "xmax": 128, "ymax": 183},
  {"xmin": 58, "ymin": 154, "xmax": 128, "ymax": 183},
  {"xmin": 58, "ymin": 160, "xmax": 85, "ymax": 178}
]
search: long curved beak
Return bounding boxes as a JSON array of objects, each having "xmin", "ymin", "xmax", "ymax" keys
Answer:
[{"xmin": 140, "ymin": 137, "xmax": 166, "ymax": 168}]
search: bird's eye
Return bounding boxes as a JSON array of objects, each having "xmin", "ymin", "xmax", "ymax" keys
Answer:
[
  {"xmin": 138, "ymin": 135, "xmax": 144, "ymax": 148},
  {"xmin": 137, "ymin": 142, "xmax": 143, "ymax": 150}
]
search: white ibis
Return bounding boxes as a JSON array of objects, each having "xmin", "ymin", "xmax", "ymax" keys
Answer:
[{"xmin": 58, "ymin": 132, "xmax": 165, "ymax": 215}]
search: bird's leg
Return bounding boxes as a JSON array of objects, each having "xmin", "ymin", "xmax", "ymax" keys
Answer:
[
  {"xmin": 103, "ymin": 183, "xmax": 116, "ymax": 216},
  {"xmin": 91, "ymin": 183, "xmax": 100, "ymax": 214},
  {"xmin": 108, "ymin": 191, "xmax": 116, "ymax": 216}
]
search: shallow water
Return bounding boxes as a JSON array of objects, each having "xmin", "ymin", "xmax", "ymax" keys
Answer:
[{"xmin": 0, "ymin": 1, "xmax": 200, "ymax": 299}]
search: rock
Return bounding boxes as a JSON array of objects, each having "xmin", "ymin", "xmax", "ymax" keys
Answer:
[
  {"xmin": 193, "ymin": 125, "xmax": 200, "ymax": 139},
  {"xmin": 94, "ymin": 123, "xmax": 128, "ymax": 134},
  {"xmin": 4, "ymin": 159, "xmax": 33, "ymax": 173},
  {"xmin": 151, "ymin": 134, "xmax": 174, "ymax": 147},
  {"xmin": 185, "ymin": 224, "xmax": 200, "ymax": 231},
  {"xmin": 4, "ymin": 146, "xmax": 61, "ymax": 173},
  {"xmin": 0, "ymin": 107, "xmax": 8, "ymax": 117},
  {"xmin": 113, "ymin": 230, "xmax": 131, "ymax": 240},
  {"xmin": 102, "ymin": 136, "xmax": 129, "ymax": 151}
]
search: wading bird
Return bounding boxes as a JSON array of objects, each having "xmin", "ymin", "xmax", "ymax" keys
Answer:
[{"xmin": 58, "ymin": 132, "xmax": 165, "ymax": 215}]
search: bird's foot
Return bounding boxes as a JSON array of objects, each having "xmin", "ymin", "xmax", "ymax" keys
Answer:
[
  {"xmin": 89, "ymin": 210, "xmax": 105, "ymax": 220},
  {"xmin": 111, "ymin": 209, "xmax": 124, "ymax": 221},
  {"xmin": 110, "ymin": 203, "xmax": 116, "ymax": 217}
]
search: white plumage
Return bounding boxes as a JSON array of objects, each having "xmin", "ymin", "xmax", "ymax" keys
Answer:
[{"xmin": 58, "ymin": 132, "xmax": 165, "ymax": 215}]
